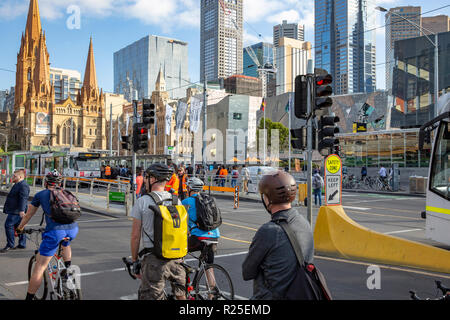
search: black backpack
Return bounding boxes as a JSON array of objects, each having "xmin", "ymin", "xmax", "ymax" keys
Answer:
[
  {"xmin": 194, "ymin": 193, "xmax": 222, "ymax": 231},
  {"xmin": 48, "ymin": 188, "xmax": 82, "ymax": 224},
  {"xmin": 277, "ymin": 220, "xmax": 332, "ymax": 300}
]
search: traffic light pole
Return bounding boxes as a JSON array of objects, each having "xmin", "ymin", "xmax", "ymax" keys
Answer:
[
  {"xmin": 306, "ymin": 75, "xmax": 313, "ymax": 226},
  {"xmin": 132, "ymin": 100, "xmax": 138, "ymax": 204}
]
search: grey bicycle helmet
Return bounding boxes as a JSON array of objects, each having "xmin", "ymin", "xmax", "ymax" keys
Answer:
[
  {"xmin": 145, "ymin": 163, "xmax": 173, "ymax": 182},
  {"xmin": 187, "ymin": 177, "xmax": 204, "ymax": 192}
]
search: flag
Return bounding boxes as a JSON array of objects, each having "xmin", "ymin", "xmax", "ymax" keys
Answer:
[
  {"xmin": 260, "ymin": 98, "xmax": 266, "ymax": 112},
  {"xmin": 286, "ymin": 93, "xmax": 294, "ymax": 113},
  {"xmin": 175, "ymin": 101, "xmax": 188, "ymax": 132},
  {"xmin": 189, "ymin": 96, "xmax": 202, "ymax": 133},
  {"xmin": 165, "ymin": 104, "xmax": 173, "ymax": 136}
]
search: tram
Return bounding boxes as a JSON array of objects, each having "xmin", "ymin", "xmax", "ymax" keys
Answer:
[{"xmin": 419, "ymin": 93, "xmax": 450, "ymax": 246}]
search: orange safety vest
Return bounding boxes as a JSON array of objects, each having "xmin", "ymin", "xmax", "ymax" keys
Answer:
[
  {"xmin": 180, "ymin": 174, "xmax": 187, "ymax": 192},
  {"xmin": 105, "ymin": 166, "xmax": 111, "ymax": 176},
  {"xmin": 136, "ymin": 175, "xmax": 144, "ymax": 195},
  {"xmin": 165, "ymin": 173, "xmax": 179, "ymax": 195}
]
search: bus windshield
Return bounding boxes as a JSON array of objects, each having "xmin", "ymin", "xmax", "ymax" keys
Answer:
[
  {"xmin": 430, "ymin": 121, "xmax": 450, "ymax": 200},
  {"xmin": 75, "ymin": 159, "xmax": 100, "ymax": 171}
]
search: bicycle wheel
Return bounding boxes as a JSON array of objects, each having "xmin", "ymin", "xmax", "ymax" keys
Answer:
[
  {"xmin": 56, "ymin": 277, "xmax": 82, "ymax": 300},
  {"xmin": 27, "ymin": 255, "xmax": 48, "ymax": 300},
  {"xmin": 194, "ymin": 264, "xmax": 234, "ymax": 300}
]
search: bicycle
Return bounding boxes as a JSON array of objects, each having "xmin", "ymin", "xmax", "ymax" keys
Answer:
[
  {"xmin": 123, "ymin": 239, "xmax": 234, "ymax": 300},
  {"xmin": 24, "ymin": 227, "xmax": 82, "ymax": 300},
  {"xmin": 410, "ymin": 280, "xmax": 450, "ymax": 300}
]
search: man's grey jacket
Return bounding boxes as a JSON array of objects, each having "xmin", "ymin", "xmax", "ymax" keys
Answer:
[{"xmin": 242, "ymin": 208, "xmax": 314, "ymax": 300}]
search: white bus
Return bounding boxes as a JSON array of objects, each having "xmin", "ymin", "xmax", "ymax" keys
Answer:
[{"xmin": 420, "ymin": 93, "xmax": 450, "ymax": 246}]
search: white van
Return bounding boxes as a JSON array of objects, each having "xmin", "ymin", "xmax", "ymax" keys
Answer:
[{"xmin": 247, "ymin": 166, "xmax": 279, "ymax": 193}]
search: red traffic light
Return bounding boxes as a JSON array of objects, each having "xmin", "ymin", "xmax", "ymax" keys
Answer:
[
  {"xmin": 140, "ymin": 128, "xmax": 148, "ymax": 135},
  {"xmin": 315, "ymin": 74, "xmax": 332, "ymax": 86}
]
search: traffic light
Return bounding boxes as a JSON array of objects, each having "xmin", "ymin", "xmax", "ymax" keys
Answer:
[
  {"xmin": 121, "ymin": 135, "xmax": 131, "ymax": 151},
  {"xmin": 133, "ymin": 123, "xmax": 149, "ymax": 152},
  {"xmin": 290, "ymin": 128, "xmax": 306, "ymax": 150},
  {"xmin": 294, "ymin": 75, "xmax": 308, "ymax": 119},
  {"xmin": 142, "ymin": 99, "xmax": 155, "ymax": 126},
  {"xmin": 314, "ymin": 74, "xmax": 333, "ymax": 111},
  {"xmin": 318, "ymin": 115, "xmax": 340, "ymax": 154}
]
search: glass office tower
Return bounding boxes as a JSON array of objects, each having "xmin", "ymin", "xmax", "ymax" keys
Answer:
[
  {"xmin": 114, "ymin": 35, "xmax": 189, "ymax": 101},
  {"xmin": 243, "ymin": 42, "xmax": 274, "ymax": 78},
  {"xmin": 315, "ymin": 0, "xmax": 376, "ymax": 95}
]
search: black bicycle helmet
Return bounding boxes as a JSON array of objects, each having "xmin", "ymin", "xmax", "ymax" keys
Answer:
[
  {"xmin": 45, "ymin": 169, "xmax": 62, "ymax": 187},
  {"xmin": 146, "ymin": 163, "xmax": 173, "ymax": 182}
]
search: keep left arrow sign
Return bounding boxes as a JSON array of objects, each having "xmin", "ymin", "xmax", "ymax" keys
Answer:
[{"xmin": 328, "ymin": 190, "xmax": 338, "ymax": 201}]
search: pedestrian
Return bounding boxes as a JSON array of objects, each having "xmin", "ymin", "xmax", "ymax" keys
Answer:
[
  {"xmin": 1, "ymin": 169, "xmax": 30, "ymax": 252},
  {"xmin": 219, "ymin": 166, "xmax": 228, "ymax": 187},
  {"xmin": 312, "ymin": 169, "xmax": 324, "ymax": 206},
  {"xmin": 231, "ymin": 166, "xmax": 239, "ymax": 189},
  {"xmin": 242, "ymin": 171, "xmax": 314, "ymax": 299},
  {"xmin": 177, "ymin": 166, "xmax": 188, "ymax": 200},
  {"xmin": 361, "ymin": 166, "xmax": 367, "ymax": 181},
  {"xmin": 136, "ymin": 167, "xmax": 144, "ymax": 197},
  {"xmin": 241, "ymin": 165, "xmax": 250, "ymax": 194}
]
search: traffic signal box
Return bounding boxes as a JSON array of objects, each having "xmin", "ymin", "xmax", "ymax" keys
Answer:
[
  {"xmin": 142, "ymin": 99, "xmax": 156, "ymax": 127},
  {"xmin": 121, "ymin": 135, "xmax": 131, "ymax": 151},
  {"xmin": 133, "ymin": 123, "xmax": 149, "ymax": 152}
]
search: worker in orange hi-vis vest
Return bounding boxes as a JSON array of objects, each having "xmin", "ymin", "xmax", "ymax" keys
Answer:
[
  {"xmin": 105, "ymin": 165, "xmax": 111, "ymax": 178},
  {"xmin": 177, "ymin": 167, "xmax": 188, "ymax": 200},
  {"xmin": 165, "ymin": 172, "xmax": 179, "ymax": 195}
]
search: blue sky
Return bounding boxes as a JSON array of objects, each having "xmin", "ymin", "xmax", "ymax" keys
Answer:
[{"xmin": 0, "ymin": 0, "xmax": 449, "ymax": 93}]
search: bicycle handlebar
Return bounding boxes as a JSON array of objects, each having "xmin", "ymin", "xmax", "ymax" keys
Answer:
[
  {"xmin": 122, "ymin": 257, "xmax": 137, "ymax": 280},
  {"xmin": 23, "ymin": 227, "xmax": 46, "ymax": 235}
]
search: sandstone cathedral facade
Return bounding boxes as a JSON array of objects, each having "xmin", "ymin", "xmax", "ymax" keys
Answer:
[{"xmin": 11, "ymin": 0, "xmax": 106, "ymax": 151}]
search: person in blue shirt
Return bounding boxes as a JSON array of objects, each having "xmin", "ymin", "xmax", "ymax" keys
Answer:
[{"xmin": 17, "ymin": 170, "xmax": 79, "ymax": 300}]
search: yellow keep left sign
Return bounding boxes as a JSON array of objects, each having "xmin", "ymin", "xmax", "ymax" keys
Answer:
[{"xmin": 326, "ymin": 155, "xmax": 341, "ymax": 174}]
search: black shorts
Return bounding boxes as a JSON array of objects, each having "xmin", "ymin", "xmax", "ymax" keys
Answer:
[{"xmin": 188, "ymin": 236, "xmax": 218, "ymax": 264}]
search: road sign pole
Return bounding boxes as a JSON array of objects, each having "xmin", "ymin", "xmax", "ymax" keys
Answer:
[
  {"xmin": 132, "ymin": 100, "xmax": 138, "ymax": 204},
  {"xmin": 307, "ymin": 75, "xmax": 313, "ymax": 226}
]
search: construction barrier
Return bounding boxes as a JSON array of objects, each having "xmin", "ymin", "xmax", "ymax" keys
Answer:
[
  {"xmin": 203, "ymin": 185, "xmax": 240, "ymax": 209},
  {"xmin": 314, "ymin": 205, "xmax": 450, "ymax": 274},
  {"xmin": 298, "ymin": 183, "xmax": 307, "ymax": 204}
]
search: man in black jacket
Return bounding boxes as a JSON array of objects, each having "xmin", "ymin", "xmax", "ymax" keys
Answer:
[
  {"xmin": 1, "ymin": 169, "xmax": 30, "ymax": 252},
  {"xmin": 242, "ymin": 171, "xmax": 314, "ymax": 299}
]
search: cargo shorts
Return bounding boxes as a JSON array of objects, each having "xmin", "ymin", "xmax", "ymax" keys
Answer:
[{"xmin": 138, "ymin": 253, "xmax": 186, "ymax": 300}]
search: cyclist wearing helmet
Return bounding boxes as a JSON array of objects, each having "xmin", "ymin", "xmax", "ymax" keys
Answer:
[
  {"xmin": 129, "ymin": 163, "xmax": 186, "ymax": 300},
  {"xmin": 17, "ymin": 170, "xmax": 79, "ymax": 300},
  {"xmin": 182, "ymin": 177, "xmax": 220, "ymax": 297},
  {"xmin": 242, "ymin": 171, "xmax": 314, "ymax": 300}
]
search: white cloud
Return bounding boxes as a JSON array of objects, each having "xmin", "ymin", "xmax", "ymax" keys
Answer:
[
  {"xmin": 266, "ymin": 9, "xmax": 300, "ymax": 24},
  {"xmin": 244, "ymin": 0, "xmax": 286, "ymax": 23}
]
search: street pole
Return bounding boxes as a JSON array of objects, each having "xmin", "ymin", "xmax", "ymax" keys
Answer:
[
  {"xmin": 306, "ymin": 59, "xmax": 314, "ymax": 225},
  {"xmin": 109, "ymin": 103, "xmax": 113, "ymax": 156},
  {"xmin": 288, "ymin": 93, "xmax": 292, "ymax": 172},
  {"xmin": 202, "ymin": 72, "xmax": 208, "ymax": 169},
  {"xmin": 434, "ymin": 34, "xmax": 439, "ymax": 118},
  {"xmin": 69, "ymin": 118, "xmax": 73, "ymax": 150},
  {"xmin": 132, "ymin": 100, "xmax": 138, "ymax": 204}
]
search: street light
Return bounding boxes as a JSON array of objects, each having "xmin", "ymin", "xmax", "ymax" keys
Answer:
[{"xmin": 376, "ymin": 6, "xmax": 439, "ymax": 118}]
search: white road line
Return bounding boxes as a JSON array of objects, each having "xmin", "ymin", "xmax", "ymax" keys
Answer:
[
  {"xmin": 383, "ymin": 228, "xmax": 423, "ymax": 235},
  {"xmin": 342, "ymin": 206, "xmax": 370, "ymax": 211}
]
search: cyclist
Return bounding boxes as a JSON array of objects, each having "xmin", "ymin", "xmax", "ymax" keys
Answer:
[
  {"xmin": 16, "ymin": 170, "xmax": 79, "ymax": 301},
  {"xmin": 242, "ymin": 171, "xmax": 314, "ymax": 299},
  {"xmin": 182, "ymin": 178, "xmax": 220, "ymax": 293},
  {"xmin": 130, "ymin": 163, "xmax": 186, "ymax": 300}
]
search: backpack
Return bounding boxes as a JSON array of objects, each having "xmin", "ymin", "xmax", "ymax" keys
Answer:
[
  {"xmin": 49, "ymin": 188, "xmax": 81, "ymax": 224},
  {"xmin": 277, "ymin": 220, "xmax": 332, "ymax": 300},
  {"xmin": 147, "ymin": 192, "xmax": 188, "ymax": 259},
  {"xmin": 194, "ymin": 193, "xmax": 222, "ymax": 232},
  {"xmin": 313, "ymin": 175, "xmax": 322, "ymax": 189}
]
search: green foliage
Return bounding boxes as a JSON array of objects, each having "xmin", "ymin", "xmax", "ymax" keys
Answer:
[{"xmin": 257, "ymin": 118, "xmax": 290, "ymax": 151}]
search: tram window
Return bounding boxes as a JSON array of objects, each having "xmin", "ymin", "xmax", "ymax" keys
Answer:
[
  {"xmin": 430, "ymin": 122, "xmax": 450, "ymax": 200},
  {"xmin": 15, "ymin": 156, "xmax": 25, "ymax": 168}
]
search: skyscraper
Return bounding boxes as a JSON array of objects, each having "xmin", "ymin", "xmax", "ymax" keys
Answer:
[
  {"xmin": 200, "ymin": 0, "xmax": 243, "ymax": 82},
  {"xmin": 114, "ymin": 35, "xmax": 189, "ymax": 101},
  {"xmin": 385, "ymin": 6, "xmax": 422, "ymax": 92},
  {"xmin": 273, "ymin": 20, "xmax": 305, "ymax": 47},
  {"xmin": 315, "ymin": 0, "xmax": 377, "ymax": 95}
]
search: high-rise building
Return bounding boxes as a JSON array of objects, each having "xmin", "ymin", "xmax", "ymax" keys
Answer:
[
  {"xmin": 200, "ymin": 0, "xmax": 243, "ymax": 82},
  {"xmin": 273, "ymin": 20, "xmax": 305, "ymax": 47},
  {"xmin": 4, "ymin": 87, "xmax": 15, "ymax": 113},
  {"xmin": 243, "ymin": 42, "xmax": 275, "ymax": 97},
  {"xmin": 114, "ymin": 35, "xmax": 189, "ymax": 101},
  {"xmin": 315, "ymin": 0, "xmax": 377, "ymax": 95},
  {"xmin": 422, "ymin": 15, "xmax": 450, "ymax": 35},
  {"xmin": 276, "ymin": 38, "xmax": 312, "ymax": 96},
  {"xmin": 49, "ymin": 68, "xmax": 82, "ymax": 104},
  {"xmin": 385, "ymin": 6, "xmax": 422, "ymax": 92}
]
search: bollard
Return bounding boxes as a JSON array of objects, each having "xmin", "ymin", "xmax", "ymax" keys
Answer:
[
  {"xmin": 33, "ymin": 175, "xmax": 36, "ymax": 188},
  {"xmin": 90, "ymin": 179, "xmax": 95, "ymax": 206},
  {"xmin": 234, "ymin": 186, "xmax": 240, "ymax": 210},
  {"xmin": 106, "ymin": 183, "xmax": 111, "ymax": 210},
  {"xmin": 125, "ymin": 183, "xmax": 131, "ymax": 217}
]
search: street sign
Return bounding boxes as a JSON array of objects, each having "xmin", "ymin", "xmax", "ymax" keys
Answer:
[{"xmin": 324, "ymin": 154, "xmax": 342, "ymax": 206}]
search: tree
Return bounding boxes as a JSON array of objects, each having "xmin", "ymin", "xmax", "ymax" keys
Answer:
[{"xmin": 257, "ymin": 118, "xmax": 289, "ymax": 151}]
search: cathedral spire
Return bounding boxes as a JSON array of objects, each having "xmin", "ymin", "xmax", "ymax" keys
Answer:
[
  {"xmin": 25, "ymin": 0, "xmax": 42, "ymax": 51},
  {"xmin": 83, "ymin": 37, "xmax": 98, "ymax": 90},
  {"xmin": 155, "ymin": 66, "xmax": 166, "ymax": 92},
  {"xmin": 34, "ymin": 32, "xmax": 50, "ymax": 94}
]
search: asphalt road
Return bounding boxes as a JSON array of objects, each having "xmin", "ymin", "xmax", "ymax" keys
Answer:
[{"xmin": 0, "ymin": 192, "xmax": 449, "ymax": 301}]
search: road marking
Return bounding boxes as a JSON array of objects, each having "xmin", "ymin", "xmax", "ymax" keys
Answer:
[
  {"xmin": 344, "ymin": 209, "xmax": 423, "ymax": 221},
  {"xmin": 221, "ymin": 236, "xmax": 252, "ymax": 244},
  {"xmin": 342, "ymin": 206, "xmax": 370, "ymax": 211},
  {"xmin": 383, "ymin": 228, "xmax": 423, "ymax": 235},
  {"xmin": 222, "ymin": 222, "xmax": 258, "ymax": 231}
]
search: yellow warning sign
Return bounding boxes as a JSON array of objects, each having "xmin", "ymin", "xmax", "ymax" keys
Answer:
[{"xmin": 326, "ymin": 155, "xmax": 341, "ymax": 174}]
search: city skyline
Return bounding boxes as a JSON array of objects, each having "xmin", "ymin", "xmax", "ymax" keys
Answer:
[{"xmin": 0, "ymin": 0, "xmax": 449, "ymax": 94}]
